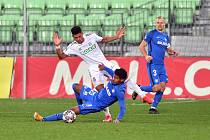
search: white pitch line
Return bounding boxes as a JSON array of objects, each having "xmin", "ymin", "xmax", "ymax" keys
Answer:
[{"xmin": 131, "ymin": 100, "xmax": 199, "ymax": 106}]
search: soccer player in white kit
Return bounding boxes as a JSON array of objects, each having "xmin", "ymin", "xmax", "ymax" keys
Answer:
[{"xmin": 53, "ymin": 26, "xmax": 152, "ymax": 122}]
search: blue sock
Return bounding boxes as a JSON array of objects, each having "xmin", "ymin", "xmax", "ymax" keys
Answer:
[
  {"xmin": 43, "ymin": 112, "xmax": 63, "ymax": 121},
  {"xmin": 151, "ymin": 91, "xmax": 163, "ymax": 108},
  {"xmin": 140, "ymin": 86, "xmax": 153, "ymax": 92},
  {"xmin": 72, "ymin": 83, "xmax": 82, "ymax": 105}
]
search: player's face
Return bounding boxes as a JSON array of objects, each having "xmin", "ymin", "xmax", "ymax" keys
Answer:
[
  {"xmin": 73, "ymin": 32, "xmax": 84, "ymax": 44},
  {"xmin": 112, "ymin": 75, "xmax": 124, "ymax": 84},
  {"xmin": 155, "ymin": 18, "xmax": 165, "ymax": 32}
]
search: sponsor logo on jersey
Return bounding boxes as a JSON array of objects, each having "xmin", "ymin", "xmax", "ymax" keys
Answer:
[
  {"xmin": 81, "ymin": 44, "xmax": 97, "ymax": 55},
  {"xmin": 82, "ymin": 104, "xmax": 92, "ymax": 107},
  {"xmin": 157, "ymin": 40, "xmax": 168, "ymax": 47}
]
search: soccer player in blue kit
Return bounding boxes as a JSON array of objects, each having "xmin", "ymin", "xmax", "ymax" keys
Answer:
[
  {"xmin": 34, "ymin": 64, "xmax": 127, "ymax": 124},
  {"xmin": 132, "ymin": 16, "xmax": 178, "ymax": 114}
]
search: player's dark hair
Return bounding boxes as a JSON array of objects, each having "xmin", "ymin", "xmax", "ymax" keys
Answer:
[
  {"xmin": 114, "ymin": 68, "xmax": 127, "ymax": 81},
  {"xmin": 71, "ymin": 26, "xmax": 82, "ymax": 35}
]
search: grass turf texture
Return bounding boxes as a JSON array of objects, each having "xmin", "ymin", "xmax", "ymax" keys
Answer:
[{"xmin": 0, "ymin": 99, "xmax": 210, "ymax": 140}]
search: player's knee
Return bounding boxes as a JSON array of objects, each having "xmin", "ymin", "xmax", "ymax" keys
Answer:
[
  {"xmin": 160, "ymin": 83, "xmax": 166, "ymax": 92},
  {"xmin": 152, "ymin": 85, "xmax": 161, "ymax": 92},
  {"xmin": 95, "ymin": 84, "xmax": 104, "ymax": 92},
  {"xmin": 160, "ymin": 86, "xmax": 166, "ymax": 92}
]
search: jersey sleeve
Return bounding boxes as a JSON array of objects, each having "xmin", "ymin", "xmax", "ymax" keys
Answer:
[
  {"xmin": 144, "ymin": 31, "xmax": 153, "ymax": 44},
  {"xmin": 63, "ymin": 43, "xmax": 77, "ymax": 56},
  {"xmin": 103, "ymin": 66, "xmax": 114, "ymax": 77},
  {"xmin": 92, "ymin": 33, "xmax": 103, "ymax": 42},
  {"xmin": 116, "ymin": 88, "xmax": 126, "ymax": 121}
]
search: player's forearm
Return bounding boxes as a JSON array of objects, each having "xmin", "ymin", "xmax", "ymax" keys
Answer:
[
  {"xmin": 117, "ymin": 107, "xmax": 126, "ymax": 121},
  {"xmin": 139, "ymin": 42, "xmax": 148, "ymax": 57},
  {"xmin": 101, "ymin": 36, "xmax": 119, "ymax": 43},
  {"xmin": 140, "ymin": 47, "xmax": 148, "ymax": 57},
  {"xmin": 117, "ymin": 99, "xmax": 126, "ymax": 121}
]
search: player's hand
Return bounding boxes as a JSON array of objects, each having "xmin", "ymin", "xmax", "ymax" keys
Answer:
[
  {"xmin": 113, "ymin": 119, "xmax": 120, "ymax": 124},
  {"xmin": 145, "ymin": 55, "xmax": 153, "ymax": 63},
  {"xmin": 98, "ymin": 64, "xmax": 105, "ymax": 71},
  {"xmin": 116, "ymin": 27, "xmax": 125, "ymax": 39},
  {"xmin": 168, "ymin": 51, "xmax": 178, "ymax": 57},
  {"xmin": 53, "ymin": 32, "xmax": 63, "ymax": 46},
  {"xmin": 172, "ymin": 51, "xmax": 178, "ymax": 57}
]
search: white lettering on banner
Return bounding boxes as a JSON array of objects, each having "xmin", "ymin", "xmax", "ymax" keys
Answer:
[
  {"xmin": 49, "ymin": 60, "xmax": 91, "ymax": 95},
  {"xmin": 49, "ymin": 60, "xmax": 140, "ymax": 96},
  {"xmin": 127, "ymin": 60, "xmax": 139, "ymax": 95},
  {"xmin": 184, "ymin": 60, "xmax": 210, "ymax": 96}
]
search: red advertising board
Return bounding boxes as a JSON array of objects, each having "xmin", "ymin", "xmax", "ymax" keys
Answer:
[{"xmin": 10, "ymin": 57, "xmax": 210, "ymax": 99}]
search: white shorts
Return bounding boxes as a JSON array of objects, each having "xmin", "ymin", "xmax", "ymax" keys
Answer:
[{"xmin": 88, "ymin": 62, "xmax": 120, "ymax": 87}]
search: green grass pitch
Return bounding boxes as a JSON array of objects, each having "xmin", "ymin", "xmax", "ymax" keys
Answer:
[{"xmin": 0, "ymin": 99, "xmax": 210, "ymax": 140}]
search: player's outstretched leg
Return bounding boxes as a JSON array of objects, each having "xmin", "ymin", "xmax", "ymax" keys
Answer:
[
  {"xmin": 34, "ymin": 112, "xmax": 64, "ymax": 121},
  {"xmin": 148, "ymin": 91, "xmax": 163, "ymax": 114},
  {"xmin": 131, "ymin": 91, "xmax": 138, "ymax": 100},
  {"xmin": 127, "ymin": 81, "xmax": 153, "ymax": 104},
  {"xmin": 132, "ymin": 91, "xmax": 152, "ymax": 104}
]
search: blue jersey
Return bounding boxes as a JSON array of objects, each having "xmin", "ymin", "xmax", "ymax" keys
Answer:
[
  {"xmin": 144, "ymin": 29, "xmax": 170, "ymax": 64},
  {"xmin": 95, "ymin": 81, "xmax": 126, "ymax": 120},
  {"xmin": 78, "ymin": 66, "xmax": 126, "ymax": 120}
]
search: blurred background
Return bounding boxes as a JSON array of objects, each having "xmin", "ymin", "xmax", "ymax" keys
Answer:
[
  {"xmin": 0, "ymin": 0, "xmax": 209, "ymax": 56},
  {"xmin": 1, "ymin": 1, "xmax": 210, "ymax": 138}
]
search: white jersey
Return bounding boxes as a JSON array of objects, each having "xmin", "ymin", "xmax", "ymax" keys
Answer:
[
  {"xmin": 63, "ymin": 32, "xmax": 119, "ymax": 87},
  {"xmin": 63, "ymin": 33, "xmax": 111, "ymax": 67}
]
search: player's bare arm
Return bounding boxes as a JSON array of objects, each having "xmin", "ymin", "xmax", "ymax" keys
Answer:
[
  {"xmin": 101, "ymin": 27, "xmax": 125, "ymax": 43},
  {"xmin": 139, "ymin": 40, "xmax": 153, "ymax": 62},
  {"xmin": 53, "ymin": 32, "xmax": 68, "ymax": 59}
]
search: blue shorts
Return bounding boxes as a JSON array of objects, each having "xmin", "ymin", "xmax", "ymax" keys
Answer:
[
  {"xmin": 147, "ymin": 63, "xmax": 168, "ymax": 85},
  {"xmin": 78, "ymin": 85, "xmax": 101, "ymax": 115}
]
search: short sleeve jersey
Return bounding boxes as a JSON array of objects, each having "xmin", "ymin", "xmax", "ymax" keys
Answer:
[
  {"xmin": 63, "ymin": 33, "xmax": 110, "ymax": 66},
  {"xmin": 144, "ymin": 29, "xmax": 171, "ymax": 64}
]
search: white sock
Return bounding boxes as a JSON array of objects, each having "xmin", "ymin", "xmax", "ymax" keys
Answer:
[
  {"xmin": 126, "ymin": 79, "xmax": 146, "ymax": 98},
  {"xmin": 103, "ymin": 107, "xmax": 111, "ymax": 116}
]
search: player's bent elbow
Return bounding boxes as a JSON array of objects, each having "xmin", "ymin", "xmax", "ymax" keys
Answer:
[
  {"xmin": 72, "ymin": 83, "xmax": 79, "ymax": 91},
  {"xmin": 58, "ymin": 54, "xmax": 66, "ymax": 60},
  {"xmin": 72, "ymin": 83, "xmax": 83, "ymax": 93},
  {"xmin": 58, "ymin": 56, "xmax": 63, "ymax": 60}
]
